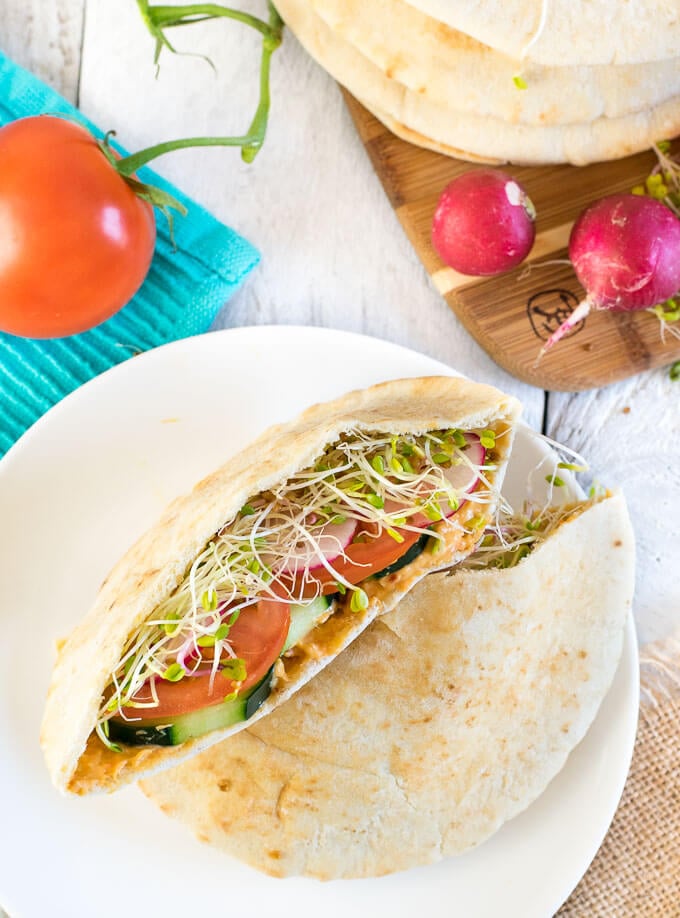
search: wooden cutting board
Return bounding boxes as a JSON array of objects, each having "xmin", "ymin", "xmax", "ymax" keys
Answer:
[{"xmin": 343, "ymin": 92, "xmax": 680, "ymax": 392}]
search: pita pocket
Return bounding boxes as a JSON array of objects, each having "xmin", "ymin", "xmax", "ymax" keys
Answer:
[
  {"xmin": 141, "ymin": 492, "xmax": 634, "ymax": 879},
  {"xmin": 41, "ymin": 375, "xmax": 520, "ymax": 795}
]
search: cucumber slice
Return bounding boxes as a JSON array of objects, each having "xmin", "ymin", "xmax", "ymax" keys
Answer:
[
  {"xmin": 108, "ymin": 669, "xmax": 273, "ymax": 747},
  {"xmin": 108, "ymin": 594, "xmax": 332, "ymax": 749},
  {"xmin": 373, "ymin": 532, "xmax": 430, "ymax": 578},
  {"xmin": 283, "ymin": 594, "xmax": 331, "ymax": 653}
]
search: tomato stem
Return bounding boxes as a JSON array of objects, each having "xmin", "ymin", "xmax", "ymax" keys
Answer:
[
  {"xmin": 141, "ymin": 3, "xmax": 274, "ymax": 39},
  {"xmin": 242, "ymin": 7, "xmax": 282, "ymax": 162},
  {"xmin": 133, "ymin": 1, "xmax": 283, "ymax": 165},
  {"xmin": 116, "ymin": 135, "xmax": 256, "ymax": 175}
]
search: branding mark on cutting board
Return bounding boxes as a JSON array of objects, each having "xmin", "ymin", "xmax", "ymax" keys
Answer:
[{"xmin": 527, "ymin": 289, "xmax": 585, "ymax": 342}]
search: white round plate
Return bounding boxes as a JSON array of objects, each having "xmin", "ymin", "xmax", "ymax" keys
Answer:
[{"xmin": 0, "ymin": 326, "xmax": 637, "ymax": 918}]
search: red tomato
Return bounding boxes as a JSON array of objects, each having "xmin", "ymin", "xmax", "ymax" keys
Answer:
[
  {"xmin": 120, "ymin": 598, "xmax": 290, "ymax": 719},
  {"xmin": 0, "ymin": 116, "xmax": 155, "ymax": 338},
  {"xmin": 293, "ymin": 524, "xmax": 425, "ymax": 598}
]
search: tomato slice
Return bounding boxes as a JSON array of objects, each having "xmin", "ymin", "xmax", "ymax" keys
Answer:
[
  {"xmin": 120, "ymin": 598, "xmax": 290, "ymax": 719},
  {"xmin": 292, "ymin": 524, "xmax": 426, "ymax": 598}
]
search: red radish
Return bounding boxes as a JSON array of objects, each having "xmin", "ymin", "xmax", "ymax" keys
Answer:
[
  {"xmin": 278, "ymin": 517, "xmax": 358, "ymax": 576},
  {"xmin": 543, "ymin": 193, "xmax": 680, "ymax": 352},
  {"xmin": 432, "ymin": 169, "xmax": 536, "ymax": 276}
]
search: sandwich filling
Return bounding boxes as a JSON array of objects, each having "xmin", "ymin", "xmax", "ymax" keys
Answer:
[
  {"xmin": 461, "ymin": 498, "xmax": 597, "ymax": 570},
  {"xmin": 97, "ymin": 425, "xmax": 506, "ymax": 750}
]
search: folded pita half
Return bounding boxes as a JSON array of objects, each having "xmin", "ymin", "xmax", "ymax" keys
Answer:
[
  {"xmin": 140, "ymin": 492, "xmax": 634, "ymax": 879},
  {"xmin": 41, "ymin": 375, "xmax": 520, "ymax": 795}
]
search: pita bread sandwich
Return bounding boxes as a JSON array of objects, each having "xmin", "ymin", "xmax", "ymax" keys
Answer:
[
  {"xmin": 41, "ymin": 375, "xmax": 520, "ymax": 795},
  {"xmin": 141, "ymin": 492, "xmax": 634, "ymax": 879}
]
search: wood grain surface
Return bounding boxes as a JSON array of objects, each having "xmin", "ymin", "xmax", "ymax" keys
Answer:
[{"xmin": 344, "ymin": 92, "xmax": 680, "ymax": 392}]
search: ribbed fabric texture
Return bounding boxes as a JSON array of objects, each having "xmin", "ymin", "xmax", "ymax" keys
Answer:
[{"xmin": 0, "ymin": 51, "xmax": 260, "ymax": 457}]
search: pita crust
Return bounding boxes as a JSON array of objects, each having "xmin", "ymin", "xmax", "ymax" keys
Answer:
[
  {"xmin": 41, "ymin": 375, "xmax": 520, "ymax": 795},
  {"xmin": 141, "ymin": 493, "xmax": 634, "ymax": 879},
  {"xmin": 403, "ymin": 0, "xmax": 680, "ymax": 68}
]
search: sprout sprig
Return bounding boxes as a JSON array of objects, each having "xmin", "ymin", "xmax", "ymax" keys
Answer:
[
  {"xmin": 632, "ymin": 141, "xmax": 680, "ymax": 218},
  {"xmin": 631, "ymin": 141, "xmax": 680, "ymax": 338},
  {"xmin": 462, "ymin": 500, "xmax": 594, "ymax": 571}
]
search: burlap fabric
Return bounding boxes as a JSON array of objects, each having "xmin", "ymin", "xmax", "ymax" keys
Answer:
[{"xmin": 558, "ymin": 638, "xmax": 680, "ymax": 917}]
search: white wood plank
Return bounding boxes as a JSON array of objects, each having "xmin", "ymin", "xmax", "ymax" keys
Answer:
[
  {"xmin": 77, "ymin": 0, "xmax": 544, "ymax": 429},
  {"xmin": 1, "ymin": 0, "xmax": 84, "ymax": 102},
  {"xmin": 549, "ymin": 370, "xmax": 679, "ymax": 644}
]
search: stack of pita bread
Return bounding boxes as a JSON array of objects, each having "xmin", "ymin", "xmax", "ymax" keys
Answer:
[{"xmin": 274, "ymin": 0, "xmax": 680, "ymax": 164}]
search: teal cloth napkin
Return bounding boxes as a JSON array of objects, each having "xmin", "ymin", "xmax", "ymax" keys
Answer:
[{"xmin": 0, "ymin": 51, "xmax": 260, "ymax": 458}]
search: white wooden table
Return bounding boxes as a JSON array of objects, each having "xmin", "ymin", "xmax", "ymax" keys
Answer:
[{"xmin": 3, "ymin": 0, "xmax": 678, "ymax": 646}]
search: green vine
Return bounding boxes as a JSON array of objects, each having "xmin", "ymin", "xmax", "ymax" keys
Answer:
[{"xmin": 134, "ymin": 1, "xmax": 284, "ymax": 164}]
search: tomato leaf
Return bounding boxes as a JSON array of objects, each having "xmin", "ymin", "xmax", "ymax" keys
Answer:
[{"xmin": 124, "ymin": 175, "xmax": 188, "ymax": 248}]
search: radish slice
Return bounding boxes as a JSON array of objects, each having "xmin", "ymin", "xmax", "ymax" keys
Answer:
[
  {"xmin": 388, "ymin": 434, "xmax": 487, "ymax": 526},
  {"xmin": 278, "ymin": 517, "xmax": 358, "ymax": 576},
  {"xmin": 417, "ymin": 434, "xmax": 486, "ymax": 523},
  {"xmin": 440, "ymin": 434, "xmax": 486, "ymax": 501},
  {"xmin": 176, "ymin": 638, "xmax": 213, "ymax": 677}
]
